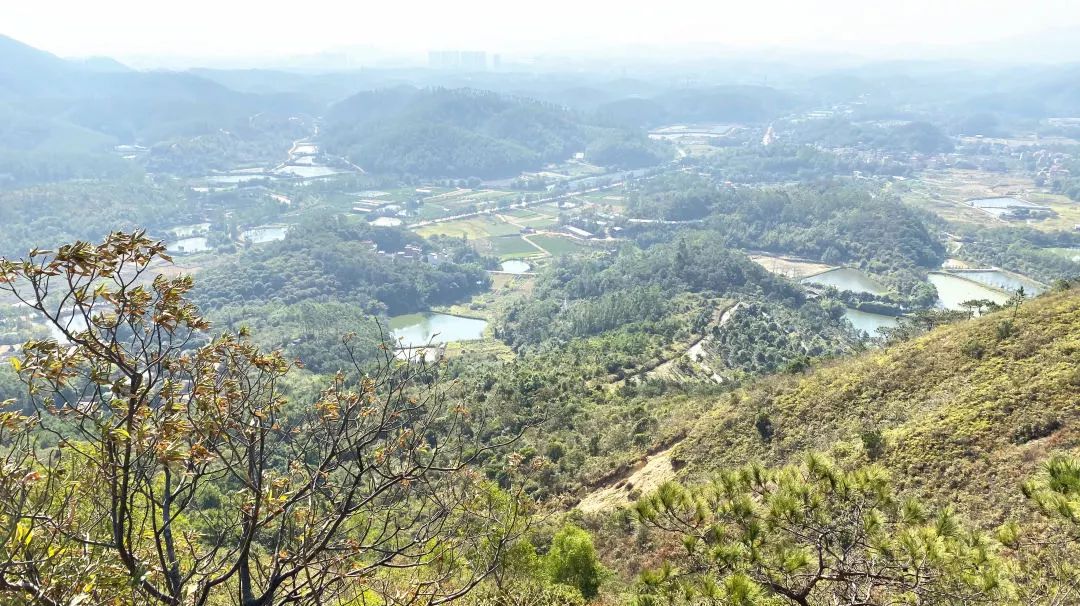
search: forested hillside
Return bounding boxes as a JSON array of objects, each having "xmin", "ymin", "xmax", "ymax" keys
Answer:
[
  {"xmin": 196, "ymin": 218, "xmax": 491, "ymax": 315},
  {"xmin": 322, "ymin": 87, "xmax": 667, "ymax": 178},
  {"xmin": 575, "ymin": 284, "xmax": 1080, "ymax": 605},
  {"xmin": 0, "ymin": 180, "xmax": 191, "ymax": 255},
  {"xmin": 628, "ymin": 177, "xmax": 945, "ymax": 303},
  {"xmin": 675, "ymin": 285, "xmax": 1080, "ymax": 520}
]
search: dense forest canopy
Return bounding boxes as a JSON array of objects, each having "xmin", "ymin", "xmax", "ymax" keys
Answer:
[
  {"xmin": 626, "ymin": 176, "xmax": 946, "ymax": 303},
  {"xmin": 322, "ymin": 87, "xmax": 668, "ymax": 178},
  {"xmin": 195, "ymin": 216, "xmax": 492, "ymax": 315}
]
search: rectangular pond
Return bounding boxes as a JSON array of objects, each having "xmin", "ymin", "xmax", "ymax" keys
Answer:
[
  {"xmin": 967, "ymin": 197, "xmax": 1047, "ymax": 218},
  {"xmin": 801, "ymin": 267, "xmax": 889, "ymax": 296},
  {"xmin": 242, "ymin": 225, "xmax": 290, "ymax": 244},
  {"xmin": 274, "ymin": 165, "xmax": 343, "ymax": 179},
  {"xmin": 948, "ymin": 269, "xmax": 1044, "ymax": 296},
  {"xmin": 389, "ymin": 312, "xmax": 488, "ymax": 348},
  {"xmin": 169, "ymin": 237, "xmax": 210, "ymax": 254},
  {"xmin": 928, "ymin": 272, "xmax": 1011, "ymax": 310},
  {"xmin": 204, "ymin": 174, "xmax": 272, "ymax": 184}
]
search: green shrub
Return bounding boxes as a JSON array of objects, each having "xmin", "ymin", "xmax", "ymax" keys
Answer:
[{"xmin": 545, "ymin": 524, "xmax": 607, "ymax": 599}]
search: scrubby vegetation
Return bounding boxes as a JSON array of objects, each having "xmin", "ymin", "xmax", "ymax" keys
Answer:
[
  {"xmin": 6, "ymin": 25, "xmax": 1080, "ymax": 605},
  {"xmin": 677, "ymin": 286, "xmax": 1080, "ymax": 519}
]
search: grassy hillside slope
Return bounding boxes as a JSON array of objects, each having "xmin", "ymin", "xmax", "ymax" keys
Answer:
[{"xmin": 676, "ymin": 287, "xmax": 1080, "ymax": 525}]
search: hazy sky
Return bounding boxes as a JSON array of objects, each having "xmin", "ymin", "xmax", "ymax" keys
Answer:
[{"xmin": 3, "ymin": 0, "xmax": 1080, "ymax": 62}]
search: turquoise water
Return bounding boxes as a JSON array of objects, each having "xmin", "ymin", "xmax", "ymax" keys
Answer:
[
  {"xmin": 801, "ymin": 267, "xmax": 888, "ymax": 295},
  {"xmin": 389, "ymin": 313, "xmax": 488, "ymax": 347},
  {"xmin": 500, "ymin": 260, "xmax": 531, "ymax": 273},
  {"xmin": 928, "ymin": 273, "xmax": 1011, "ymax": 310},
  {"xmin": 949, "ymin": 270, "xmax": 1044, "ymax": 296},
  {"xmin": 844, "ymin": 308, "xmax": 899, "ymax": 337},
  {"xmin": 242, "ymin": 225, "xmax": 289, "ymax": 244},
  {"xmin": 169, "ymin": 237, "xmax": 210, "ymax": 254}
]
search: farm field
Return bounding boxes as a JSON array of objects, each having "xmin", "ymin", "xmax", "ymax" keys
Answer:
[
  {"xmin": 441, "ymin": 272, "xmax": 533, "ymax": 311},
  {"xmin": 424, "ymin": 190, "xmax": 514, "ymax": 219},
  {"xmin": 1046, "ymin": 247, "xmax": 1080, "ymax": 262},
  {"xmin": 413, "ymin": 215, "xmax": 521, "ymax": 239},
  {"xmin": 529, "ymin": 234, "xmax": 594, "ymax": 256},
  {"xmin": 500, "ymin": 209, "xmax": 559, "ymax": 228},
  {"xmin": 898, "ymin": 168, "xmax": 1080, "ymax": 231},
  {"xmin": 474, "ymin": 235, "xmax": 544, "ymax": 259},
  {"xmin": 1023, "ymin": 191, "xmax": 1080, "ymax": 231}
]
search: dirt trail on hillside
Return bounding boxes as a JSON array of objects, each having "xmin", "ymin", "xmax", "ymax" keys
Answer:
[
  {"xmin": 646, "ymin": 302, "xmax": 743, "ymax": 383},
  {"xmin": 576, "ymin": 447, "xmax": 679, "ymax": 513},
  {"xmin": 576, "ymin": 304, "xmax": 745, "ymax": 512}
]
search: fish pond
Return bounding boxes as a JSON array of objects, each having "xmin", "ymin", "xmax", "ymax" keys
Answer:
[
  {"xmin": 169, "ymin": 237, "xmax": 210, "ymax": 254},
  {"xmin": 844, "ymin": 308, "xmax": 899, "ymax": 337},
  {"xmin": 242, "ymin": 225, "xmax": 290, "ymax": 244},
  {"xmin": 801, "ymin": 267, "xmax": 889, "ymax": 295},
  {"xmin": 928, "ymin": 272, "xmax": 1011, "ymax": 310},
  {"xmin": 499, "ymin": 260, "xmax": 532, "ymax": 274},
  {"xmin": 948, "ymin": 269, "xmax": 1044, "ymax": 296},
  {"xmin": 389, "ymin": 313, "xmax": 488, "ymax": 348}
]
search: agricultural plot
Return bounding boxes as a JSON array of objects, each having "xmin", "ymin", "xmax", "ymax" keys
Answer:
[
  {"xmin": 474, "ymin": 235, "xmax": 544, "ymax": 259},
  {"xmin": 504, "ymin": 208, "xmax": 542, "ymax": 219},
  {"xmin": 1046, "ymin": 247, "xmax": 1080, "ymax": 262},
  {"xmin": 529, "ymin": 234, "xmax": 593, "ymax": 256},
  {"xmin": 548, "ymin": 161, "xmax": 606, "ymax": 179},
  {"xmin": 1024, "ymin": 192, "xmax": 1080, "ymax": 231},
  {"xmin": 414, "ymin": 216, "xmax": 521, "ymax": 239},
  {"xmin": 412, "ymin": 189, "xmax": 517, "ymax": 222},
  {"xmin": 533, "ymin": 203, "xmax": 567, "ymax": 215},
  {"xmin": 898, "ymin": 168, "xmax": 1080, "ymax": 232},
  {"xmin": 502, "ymin": 209, "xmax": 559, "ymax": 228}
]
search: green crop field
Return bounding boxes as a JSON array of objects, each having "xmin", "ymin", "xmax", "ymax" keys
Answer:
[
  {"xmin": 414, "ymin": 216, "xmax": 521, "ymax": 239},
  {"xmin": 474, "ymin": 235, "xmax": 544, "ymax": 259},
  {"xmin": 529, "ymin": 235, "xmax": 592, "ymax": 256}
]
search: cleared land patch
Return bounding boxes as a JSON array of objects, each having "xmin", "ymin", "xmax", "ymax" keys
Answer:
[{"xmin": 749, "ymin": 253, "xmax": 835, "ymax": 279}]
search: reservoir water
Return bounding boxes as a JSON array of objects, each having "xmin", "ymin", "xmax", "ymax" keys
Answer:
[
  {"xmin": 242, "ymin": 225, "xmax": 289, "ymax": 244},
  {"xmin": 169, "ymin": 237, "xmax": 210, "ymax": 254},
  {"xmin": 844, "ymin": 308, "xmax": 899, "ymax": 337},
  {"xmin": 801, "ymin": 267, "xmax": 888, "ymax": 295},
  {"xmin": 500, "ymin": 260, "xmax": 531, "ymax": 274},
  {"xmin": 389, "ymin": 312, "xmax": 488, "ymax": 347},
  {"xmin": 948, "ymin": 269, "xmax": 1044, "ymax": 296},
  {"xmin": 928, "ymin": 273, "xmax": 1011, "ymax": 310}
]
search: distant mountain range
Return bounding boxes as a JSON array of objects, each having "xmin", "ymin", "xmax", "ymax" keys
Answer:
[
  {"xmin": 6, "ymin": 28, "xmax": 1080, "ymax": 184},
  {"xmin": 0, "ymin": 33, "xmax": 314, "ymax": 152}
]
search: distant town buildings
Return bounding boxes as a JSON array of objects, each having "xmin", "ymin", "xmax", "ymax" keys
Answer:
[{"xmin": 564, "ymin": 225, "xmax": 593, "ymax": 238}]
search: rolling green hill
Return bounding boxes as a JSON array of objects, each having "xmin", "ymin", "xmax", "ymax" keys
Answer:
[
  {"xmin": 0, "ymin": 33, "xmax": 318, "ymax": 184},
  {"xmin": 323, "ymin": 87, "xmax": 667, "ymax": 178}
]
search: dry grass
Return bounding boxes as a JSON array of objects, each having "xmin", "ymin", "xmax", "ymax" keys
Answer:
[
  {"xmin": 577, "ymin": 449, "xmax": 678, "ymax": 513},
  {"xmin": 749, "ymin": 254, "xmax": 835, "ymax": 279}
]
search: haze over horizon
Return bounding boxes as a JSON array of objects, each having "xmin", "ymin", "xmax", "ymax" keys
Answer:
[{"xmin": 5, "ymin": 0, "xmax": 1080, "ymax": 69}]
